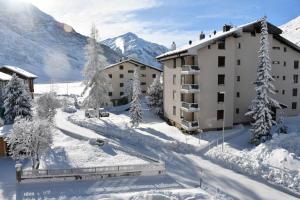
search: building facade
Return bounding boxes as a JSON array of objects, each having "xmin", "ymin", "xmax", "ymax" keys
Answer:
[
  {"xmin": 0, "ymin": 65, "xmax": 37, "ymax": 98},
  {"xmin": 157, "ymin": 20, "xmax": 300, "ymax": 132},
  {"xmin": 104, "ymin": 59, "xmax": 162, "ymax": 105}
]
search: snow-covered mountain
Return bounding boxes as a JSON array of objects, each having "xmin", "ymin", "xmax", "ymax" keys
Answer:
[
  {"xmin": 102, "ymin": 32, "xmax": 168, "ymax": 68},
  {"xmin": 280, "ymin": 16, "xmax": 300, "ymax": 46},
  {"xmin": 0, "ymin": 0, "xmax": 121, "ymax": 82}
]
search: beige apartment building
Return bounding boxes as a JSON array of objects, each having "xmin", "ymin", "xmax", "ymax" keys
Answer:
[
  {"xmin": 157, "ymin": 19, "xmax": 300, "ymax": 132},
  {"xmin": 104, "ymin": 59, "xmax": 162, "ymax": 105}
]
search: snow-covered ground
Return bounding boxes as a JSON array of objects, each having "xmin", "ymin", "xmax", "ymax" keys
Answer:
[
  {"xmin": 35, "ymin": 82, "xmax": 85, "ymax": 96},
  {"xmin": 206, "ymin": 116, "xmax": 300, "ymax": 194}
]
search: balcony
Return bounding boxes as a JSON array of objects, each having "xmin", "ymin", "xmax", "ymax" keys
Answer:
[
  {"xmin": 181, "ymin": 120, "xmax": 199, "ymax": 131},
  {"xmin": 181, "ymin": 65, "xmax": 200, "ymax": 75},
  {"xmin": 181, "ymin": 102, "xmax": 200, "ymax": 112},
  {"xmin": 181, "ymin": 84, "xmax": 200, "ymax": 93}
]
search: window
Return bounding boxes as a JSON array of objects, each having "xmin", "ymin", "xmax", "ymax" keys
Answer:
[
  {"xmin": 181, "ymin": 57, "xmax": 185, "ymax": 65},
  {"xmin": 180, "ymin": 110, "xmax": 184, "ymax": 118},
  {"xmin": 282, "ymin": 90, "xmax": 285, "ymax": 95},
  {"xmin": 294, "ymin": 60, "xmax": 299, "ymax": 69},
  {"xmin": 294, "ymin": 75, "xmax": 298, "ymax": 83},
  {"xmin": 272, "ymin": 61, "xmax": 280, "ymax": 64},
  {"xmin": 238, "ymin": 43, "xmax": 241, "ymax": 49},
  {"xmin": 173, "ymin": 90, "xmax": 176, "ymax": 100},
  {"xmin": 237, "ymin": 76, "xmax": 240, "ymax": 82},
  {"xmin": 293, "ymin": 88, "xmax": 298, "ymax": 96},
  {"xmin": 119, "ymin": 74, "xmax": 124, "ymax": 78},
  {"xmin": 283, "ymin": 61, "xmax": 286, "ymax": 67},
  {"xmin": 141, "ymin": 82, "xmax": 146, "ymax": 85},
  {"xmin": 251, "ymin": 31, "xmax": 256, "ymax": 37},
  {"xmin": 108, "ymin": 92, "xmax": 112, "ymax": 96},
  {"xmin": 218, "ymin": 56, "xmax": 225, "ymax": 67},
  {"xmin": 236, "ymin": 108, "xmax": 240, "ymax": 114},
  {"xmin": 208, "ymin": 45, "xmax": 211, "ymax": 49},
  {"xmin": 173, "ymin": 59, "xmax": 176, "ymax": 68},
  {"xmin": 284, "ymin": 47, "xmax": 287, "ymax": 52},
  {"xmin": 282, "ymin": 76, "xmax": 285, "ymax": 80},
  {"xmin": 140, "ymin": 66, "xmax": 146, "ymax": 70},
  {"xmin": 173, "ymin": 75, "xmax": 176, "ymax": 85},
  {"xmin": 128, "ymin": 70, "xmax": 134, "ymax": 73},
  {"xmin": 142, "ymin": 90, "xmax": 146, "ymax": 94},
  {"xmin": 152, "ymin": 74, "xmax": 156, "ymax": 78},
  {"xmin": 120, "ymin": 83, "xmax": 124, "ymax": 87},
  {"xmin": 272, "ymin": 47, "xmax": 280, "ymax": 50},
  {"xmin": 217, "ymin": 110, "xmax": 224, "ymax": 120},
  {"xmin": 218, "ymin": 40, "xmax": 225, "ymax": 49},
  {"xmin": 181, "ymin": 94, "xmax": 184, "ymax": 101},
  {"xmin": 237, "ymin": 59, "xmax": 241, "ymax": 66},
  {"xmin": 120, "ymin": 92, "xmax": 124, "ymax": 96},
  {"xmin": 292, "ymin": 102, "xmax": 297, "ymax": 110},
  {"xmin": 275, "ymin": 90, "xmax": 279, "ymax": 93},
  {"xmin": 119, "ymin": 65, "xmax": 124, "ymax": 70},
  {"xmin": 237, "ymin": 92, "xmax": 240, "ymax": 98},
  {"xmin": 218, "ymin": 74, "xmax": 225, "ymax": 85},
  {"xmin": 141, "ymin": 74, "xmax": 146, "ymax": 77},
  {"xmin": 173, "ymin": 106, "xmax": 176, "ymax": 115},
  {"xmin": 109, "ymin": 74, "xmax": 112, "ymax": 78},
  {"xmin": 217, "ymin": 92, "xmax": 224, "ymax": 103}
]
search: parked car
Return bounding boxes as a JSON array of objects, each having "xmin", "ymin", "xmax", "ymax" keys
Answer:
[{"xmin": 99, "ymin": 108, "xmax": 110, "ymax": 117}]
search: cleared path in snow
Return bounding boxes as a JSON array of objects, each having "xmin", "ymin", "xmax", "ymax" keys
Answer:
[{"xmin": 57, "ymin": 110, "xmax": 298, "ymax": 200}]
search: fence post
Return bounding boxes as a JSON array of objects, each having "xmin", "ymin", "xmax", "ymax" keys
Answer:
[{"xmin": 15, "ymin": 163, "xmax": 22, "ymax": 183}]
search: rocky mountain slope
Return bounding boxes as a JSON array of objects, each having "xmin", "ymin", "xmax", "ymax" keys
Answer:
[
  {"xmin": 102, "ymin": 32, "xmax": 168, "ymax": 68},
  {"xmin": 0, "ymin": 0, "xmax": 121, "ymax": 82}
]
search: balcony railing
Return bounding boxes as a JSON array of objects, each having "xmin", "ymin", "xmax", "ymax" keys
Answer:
[
  {"xmin": 181, "ymin": 84, "xmax": 200, "ymax": 93},
  {"xmin": 181, "ymin": 120, "xmax": 199, "ymax": 131},
  {"xmin": 181, "ymin": 102, "xmax": 200, "ymax": 112},
  {"xmin": 181, "ymin": 65, "xmax": 200, "ymax": 75}
]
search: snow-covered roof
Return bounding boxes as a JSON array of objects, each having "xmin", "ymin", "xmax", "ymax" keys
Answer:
[
  {"xmin": 0, "ymin": 72, "xmax": 12, "ymax": 81},
  {"xmin": 105, "ymin": 58, "xmax": 163, "ymax": 72},
  {"xmin": 1, "ymin": 65, "xmax": 38, "ymax": 78},
  {"xmin": 157, "ymin": 19, "xmax": 293, "ymax": 59}
]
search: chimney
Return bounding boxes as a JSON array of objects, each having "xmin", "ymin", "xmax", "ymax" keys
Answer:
[
  {"xmin": 189, "ymin": 40, "xmax": 192, "ymax": 45},
  {"xmin": 223, "ymin": 24, "xmax": 232, "ymax": 32},
  {"xmin": 171, "ymin": 41, "xmax": 176, "ymax": 50},
  {"xmin": 199, "ymin": 31, "xmax": 205, "ymax": 40},
  {"xmin": 213, "ymin": 30, "xmax": 217, "ymax": 35}
]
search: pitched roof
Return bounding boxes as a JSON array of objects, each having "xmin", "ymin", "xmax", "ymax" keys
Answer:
[
  {"xmin": 157, "ymin": 19, "xmax": 299, "ymax": 59},
  {"xmin": 1, "ymin": 65, "xmax": 38, "ymax": 78},
  {"xmin": 0, "ymin": 72, "xmax": 12, "ymax": 81},
  {"xmin": 105, "ymin": 58, "xmax": 163, "ymax": 72}
]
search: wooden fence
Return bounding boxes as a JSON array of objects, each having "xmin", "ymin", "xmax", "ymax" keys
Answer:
[{"xmin": 16, "ymin": 162, "xmax": 165, "ymax": 183}]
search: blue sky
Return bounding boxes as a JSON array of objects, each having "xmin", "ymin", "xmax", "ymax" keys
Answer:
[{"xmin": 26, "ymin": 0, "xmax": 299, "ymax": 47}]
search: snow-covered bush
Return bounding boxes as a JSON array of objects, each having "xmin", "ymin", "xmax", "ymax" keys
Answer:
[
  {"xmin": 7, "ymin": 118, "xmax": 53, "ymax": 169},
  {"xmin": 3, "ymin": 74, "xmax": 32, "ymax": 124},
  {"xmin": 147, "ymin": 76, "xmax": 163, "ymax": 115},
  {"xmin": 36, "ymin": 92, "xmax": 61, "ymax": 122}
]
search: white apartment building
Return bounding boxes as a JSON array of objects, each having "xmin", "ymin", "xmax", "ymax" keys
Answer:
[
  {"xmin": 104, "ymin": 59, "xmax": 162, "ymax": 105},
  {"xmin": 157, "ymin": 19, "xmax": 300, "ymax": 132}
]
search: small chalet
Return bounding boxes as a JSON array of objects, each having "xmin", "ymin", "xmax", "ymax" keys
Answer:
[{"xmin": 0, "ymin": 65, "xmax": 38, "ymax": 98}]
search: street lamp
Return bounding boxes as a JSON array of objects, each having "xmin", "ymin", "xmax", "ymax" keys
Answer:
[{"xmin": 219, "ymin": 91, "xmax": 226, "ymax": 152}]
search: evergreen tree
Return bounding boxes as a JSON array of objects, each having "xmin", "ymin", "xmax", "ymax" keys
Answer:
[
  {"xmin": 147, "ymin": 76, "xmax": 163, "ymax": 114},
  {"xmin": 3, "ymin": 74, "xmax": 32, "ymax": 124},
  {"xmin": 82, "ymin": 24, "xmax": 112, "ymax": 115},
  {"xmin": 130, "ymin": 68, "xmax": 142, "ymax": 127},
  {"xmin": 123, "ymin": 79, "xmax": 133, "ymax": 101},
  {"xmin": 246, "ymin": 17, "xmax": 280, "ymax": 145}
]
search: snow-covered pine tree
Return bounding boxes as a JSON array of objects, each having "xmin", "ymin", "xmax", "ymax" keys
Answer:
[
  {"xmin": 147, "ymin": 76, "xmax": 163, "ymax": 114},
  {"xmin": 246, "ymin": 17, "xmax": 280, "ymax": 145},
  {"xmin": 130, "ymin": 67, "xmax": 142, "ymax": 127},
  {"xmin": 123, "ymin": 79, "xmax": 133, "ymax": 101},
  {"xmin": 82, "ymin": 24, "xmax": 112, "ymax": 116},
  {"xmin": 36, "ymin": 92, "xmax": 61, "ymax": 123},
  {"xmin": 7, "ymin": 117, "xmax": 53, "ymax": 169},
  {"xmin": 3, "ymin": 74, "xmax": 32, "ymax": 124}
]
